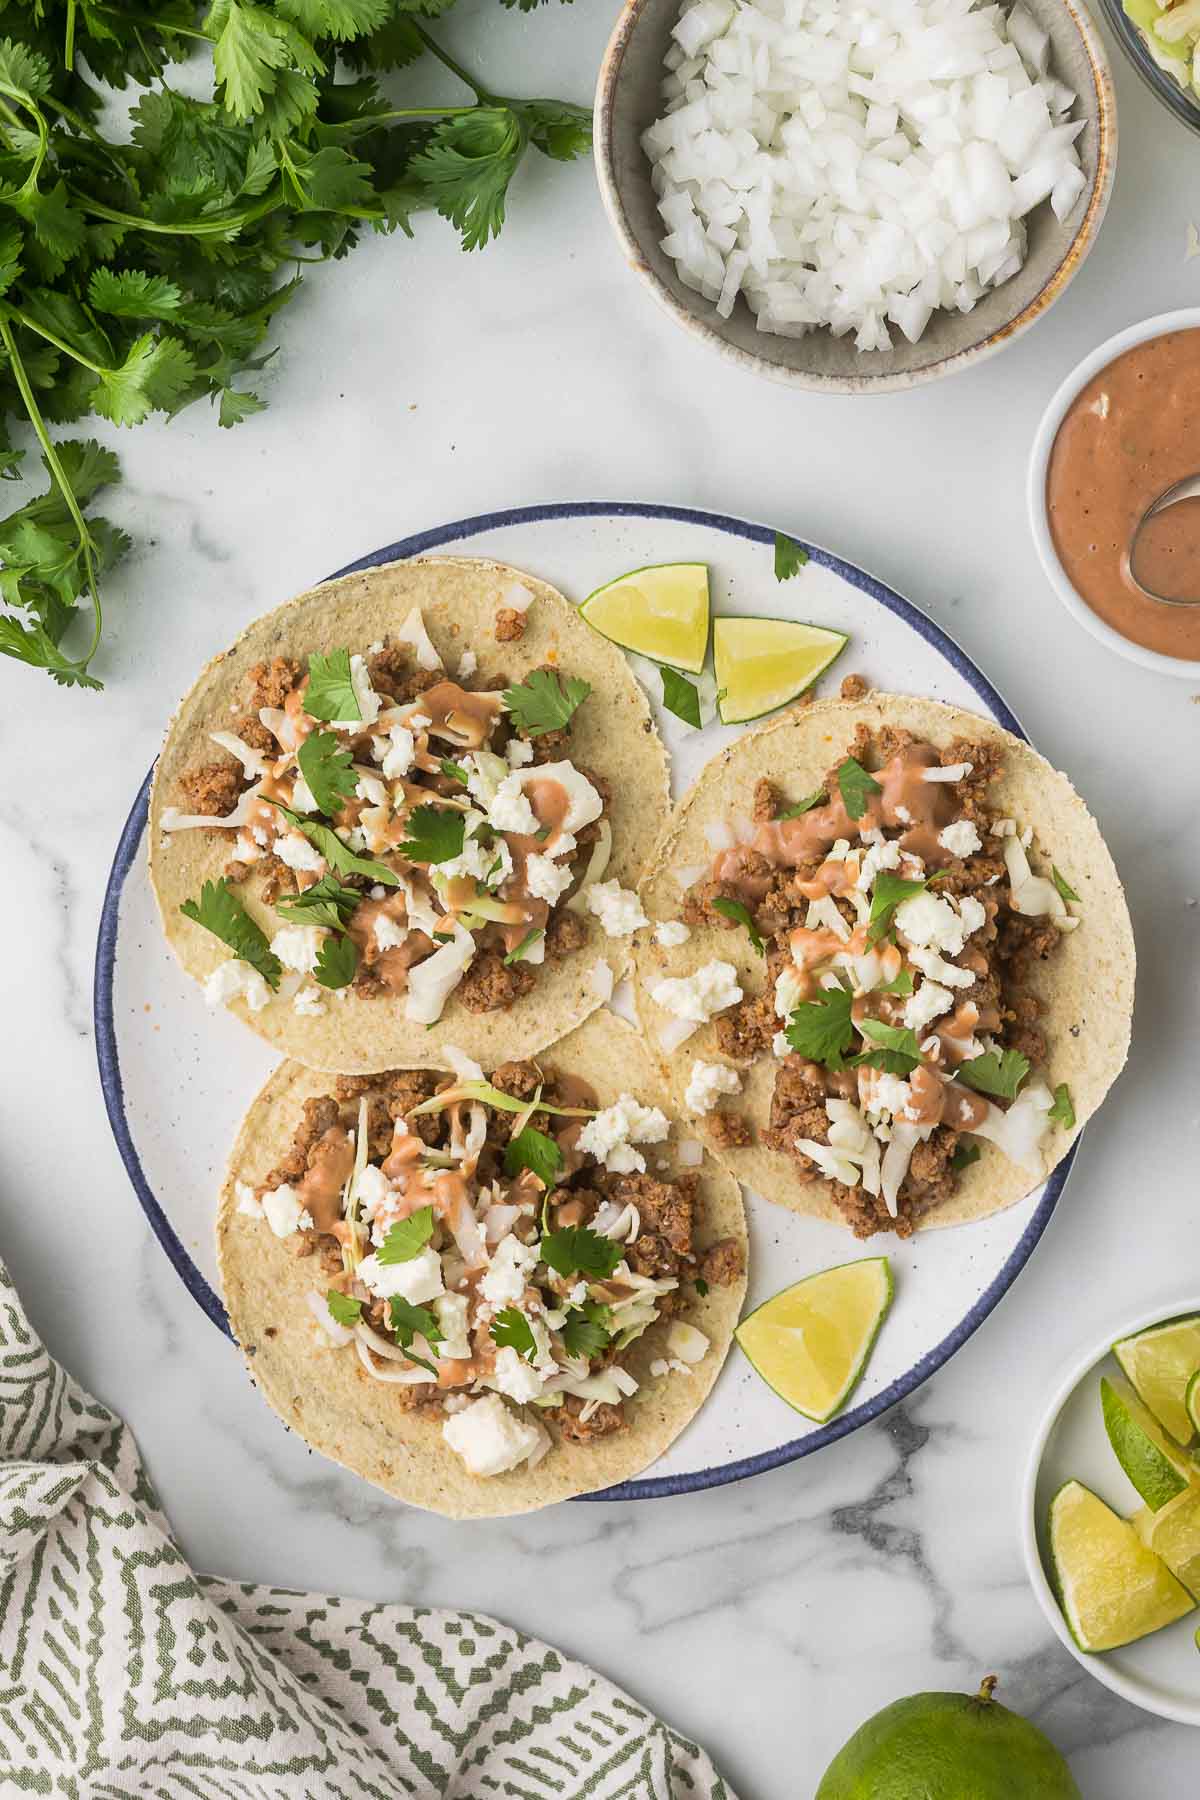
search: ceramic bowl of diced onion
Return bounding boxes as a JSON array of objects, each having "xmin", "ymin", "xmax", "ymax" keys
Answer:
[{"xmin": 595, "ymin": 0, "xmax": 1117, "ymax": 392}]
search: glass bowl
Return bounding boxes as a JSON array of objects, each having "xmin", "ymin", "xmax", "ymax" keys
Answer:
[{"xmin": 1096, "ymin": 0, "xmax": 1200, "ymax": 136}]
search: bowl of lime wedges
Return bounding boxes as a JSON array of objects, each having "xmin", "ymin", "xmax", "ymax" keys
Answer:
[{"xmin": 1023, "ymin": 1301, "xmax": 1200, "ymax": 1724}]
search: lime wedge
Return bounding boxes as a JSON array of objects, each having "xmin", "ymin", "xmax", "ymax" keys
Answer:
[
  {"xmin": 735, "ymin": 1257, "xmax": 892, "ymax": 1422},
  {"xmin": 713, "ymin": 616, "xmax": 847, "ymax": 724},
  {"xmin": 580, "ymin": 563, "xmax": 709, "ymax": 673},
  {"xmin": 1048, "ymin": 1479, "xmax": 1194, "ymax": 1651},
  {"xmin": 1101, "ymin": 1375, "xmax": 1195, "ymax": 1511},
  {"xmin": 1189, "ymin": 1370, "xmax": 1200, "ymax": 1440},
  {"xmin": 1113, "ymin": 1315, "xmax": 1200, "ymax": 1445},
  {"xmin": 1134, "ymin": 1489, "xmax": 1200, "ymax": 1598}
]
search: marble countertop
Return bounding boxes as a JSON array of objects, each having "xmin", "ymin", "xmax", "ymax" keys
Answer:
[{"xmin": 3, "ymin": 3, "xmax": 1199, "ymax": 1792}]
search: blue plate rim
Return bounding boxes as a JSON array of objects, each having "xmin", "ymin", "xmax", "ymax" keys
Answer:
[{"xmin": 94, "ymin": 498, "xmax": 1072, "ymax": 1504}]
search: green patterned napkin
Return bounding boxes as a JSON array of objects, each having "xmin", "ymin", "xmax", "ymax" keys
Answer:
[{"xmin": 0, "ymin": 1261, "xmax": 735, "ymax": 1798}]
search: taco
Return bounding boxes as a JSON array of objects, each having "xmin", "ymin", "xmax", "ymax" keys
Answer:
[
  {"xmin": 633, "ymin": 693, "xmax": 1134, "ymax": 1236},
  {"xmin": 217, "ymin": 1009, "xmax": 746, "ymax": 1518},
  {"xmin": 150, "ymin": 556, "xmax": 669, "ymax": 1072}
]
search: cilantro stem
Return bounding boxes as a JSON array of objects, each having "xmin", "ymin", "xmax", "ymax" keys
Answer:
[
  {"xmin": 0, "ymin": 317, "xmax": 100, "ymax": 676},
  {"xmin": 413, "ymin": 25, "xmax": 493, "ymax": 103},
  {"xmin": 91, "ymin": 3, "xmax": 208, "ymax": 40},
  {"xmin": 65, "ymin": 0, "xmax": 77, "ymax": 71},
  {"xmin": 10, "ymin": 308, "xmax": 103, "ymax": 375}
]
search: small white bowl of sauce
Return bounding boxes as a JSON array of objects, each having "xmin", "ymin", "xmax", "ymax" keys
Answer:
[{"xmin": 1028, "ymin": 308, "xmax": 1200, "ymax": 678}]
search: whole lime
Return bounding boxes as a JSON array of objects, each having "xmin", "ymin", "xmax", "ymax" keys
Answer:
[{"xmin": 816, "ymin": 1677, "xmax": 1081, "ymax": 1799}]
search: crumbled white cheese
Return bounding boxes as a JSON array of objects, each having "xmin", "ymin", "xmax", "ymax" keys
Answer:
[
  {"xmin": 938, "ymin": 819, "xmax": 982, "ymax": 859},
  {"xmin": 261, "ymin": 1184, "xmax": 313, "ymax": 1238},
  {"xmin": 358, "ymin": 1245, "xmax": 445, "ymax": 1306},
  {"xmin": 856, "ymin": 836, "xmax": 902, "ymax": 891},
  {"xmin": 457, "ymin": 649, "xmax": 478, "ymax": 680},
  {"xmin": 235, "ymin": 1180, "xmax": 263, "ymax": 1219},
  {"xmin": 276, "ymin": 832, "xmax": 324, "ymax": 873},
  {"xmin": 481, "ymin": 1233, "xmax": 540, "ymax": 1306},
  {"xmin": 489, "ymin": 1344, "xmax": 546, "ymax": 1405},
  {"xmin": 381, "ymin": 724, "xmax": 416, "ymax": 780},
  {"xmin": 577, "ymin": 1095, "xmax": 669, "ymax": 1174},
  {"xmin": 894, "ymin": 804, "xmax": 912, "ymax": 824},
  {"xmin": 894, "ymin": 890, "xmax": 982, "ymax": 956},
  {"xmin": 907, "ymin": 944, "xmax": 974, "ymax": 988},
  {"xmin": 487, "ymin": 773, "xmax": 539, "ymax": 836},
  {"xmin": 271, "ymin": 924, "xmax": 326, "ymax": 974},
  {"xmin": 524, "ymin": 853, "xmax": 574, "ymax": 906},
  {"xmin": 293, "ymin": 985, "xmax": 326, "ymax": 1017},
  {"xmin": 442, "ymin": 1394, "xmax": 546, "ymax": 1477},
  {"xmin": 772, "ymin": 1030, "xmax": 791, "ymax": 1058},
  {"xmin": 434, "ymin": 1291, "xmax": 471, "ymax": 1361},
  {"xmin": 649, "ymin": 959, "xmax": 743, "ymax": 1023},
  {"xmin": 355, "ymin": 770, "xmax": 388, "ymax": 808},
  {"xmin": 372, "ymin": 912, "xmax": 406, "ymax": 953},
  {"xmin": 513, "ymin": 761, "xmax": 603, "ymax": 835},
  {"xmin": 655, "ymin": 919, "xmax": 691, "ymax": 947},
  {"xmin": 903, "ymin": 979, "xmax": 954, "ymax": 1034},
  {"xmin": 355, "ymin": 1163, "xmax": 393, "ymax": 1222},
  {"xmin": 204, "ymin": 959, "xmax": 273, "ymax": 1013},
  {"xmin": 585, "ymin": 879, "xmax": 648, "ymax": 937},
  {"xmin": 438, "ymin": 833, "xmax": 510, "ymax": 887},
  {"xmin": 233, "ymin": 831, "xmax": 262, "ymax": 863},
  {"xmin": 506, "ymin": 738, "xmax": 534, "ymax": 768},
  {"xmin": 684, "ymin": 1059, "xmax": 742, "ymax": 1115},
  {"xmin": 858, "ymin": 1069, "xmax": 911, "ymax": 1119},
  {"xmin": 922, "ymin": 761, "xmax": 972, "ymax": 782}
]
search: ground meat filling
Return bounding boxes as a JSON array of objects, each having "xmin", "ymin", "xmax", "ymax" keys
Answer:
[
  {"xmin": 242, "ymin": 1063, "xmax": 738, "ymax": 1460},
  {"xmin": 691, "ymin": 727, "xmax": 1069, "ymax": 1236},
  {"xmin": 172, "ymin": 630, "xmax": 606, "ymax": 1016}
]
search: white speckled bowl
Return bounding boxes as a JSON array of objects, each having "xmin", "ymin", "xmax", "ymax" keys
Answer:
[
  {"xmin": 1027, "ymin": 307, "xmax": 1200, "ymax": 680},
  {"xmin": 594, "ymin": 0, "xmax": 1118, "ymax": 393},
  {"xmin": 1022, "ymin": 1298, "xmax": 1200, "ymax": 1727}
]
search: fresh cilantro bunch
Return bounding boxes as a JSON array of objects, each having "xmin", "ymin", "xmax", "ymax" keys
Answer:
[{"xmin": 0, "ymin": 0, "xmax": 590, "ymax": 691}]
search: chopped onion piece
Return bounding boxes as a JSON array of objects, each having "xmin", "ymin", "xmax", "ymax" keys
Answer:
[
  {"xmin": 502, "ymin": 581, "xmax": 535, "ymax": 613},
  {"xmin": 395, "ymin": 607, "xmax": 442, "ymax": 671}
]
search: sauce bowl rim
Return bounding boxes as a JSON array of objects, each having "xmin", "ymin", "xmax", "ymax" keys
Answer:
[{"xmin": 1027, "ymin": 306, "xmax": 1200, "ymax": 679}]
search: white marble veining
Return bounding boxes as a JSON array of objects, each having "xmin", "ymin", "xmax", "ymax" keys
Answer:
[{"xmin": 2, "ymin": 1, "xmax": 1199, "ymax": 1792}]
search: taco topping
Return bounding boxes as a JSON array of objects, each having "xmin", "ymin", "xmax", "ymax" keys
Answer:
[
  {"xmin": 166, "ymin": 616, "xmax": 615, "ymax": 1021},
  {"xmin": 236, "ymin": 1059, "xmax": 744, "ymax": 1478},
  {"xmin": 667, "ymin": 723, "xmax": 1080, "ymax": 1237}
]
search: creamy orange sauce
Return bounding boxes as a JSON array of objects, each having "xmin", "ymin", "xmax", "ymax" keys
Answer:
[{"xmin": 1046, "ymin": 328, "xmax": 1200, "ymax": 659}]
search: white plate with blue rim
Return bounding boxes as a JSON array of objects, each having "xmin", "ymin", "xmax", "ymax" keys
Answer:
[{"xmin": 95, "ymin": 501, "xmax": 1075, "ymax": 1504}]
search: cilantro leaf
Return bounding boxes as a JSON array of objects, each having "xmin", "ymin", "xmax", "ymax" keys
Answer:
[
  {"xmin": 88, "ymin": 269, "xmax": 183, "ymax": 319},
  {"xmin": 1051, "ymin": 866, "xmax": 1080, "ymax": 905},
  {"xmin": 867, "ymin": 871, "xmax": 929, "ymax": 945},
  {"xmin": 440, "ymin": 758, "xmax": 469, "ymax": 785},
  {"xmin": 91, "ymin": 333, "xmax": 197, "ymax": 427},
  {"xmin": 849, "ymin": 1017, "xmax": 921, "ymax": 1074},
  {"xmin": 398, "ymin": 804, "xmax": 466, "ymax": 866},
  {"xmin": 388, "ymin": 1295, "xmax": 443, "ymax": 1375},
  {"xmin": 879, "ymin": 967, "xmax": 914, "ymax": 996},
  {"xmin": 1048, "ymin": 1083, "xmax": 1075, "ymax": 1129},
  {"xmin": 298, "ymin": 729, "xmax": 358, "ymax": 816},
  {"xmin": 711, "ymin": 895, "xmax": 764, "ymax": 955},
  {"xmin": 540, "ymin": 1226, "xmax": 623, "ymax": 1280},
  {"xmin": 314, "ymin": 932, "xmax": 358, "ymax": 990},
  {"xmin": 785, "ymin": 986, "xmax": 854, "ymax": 1070},
  {"xmin": 778, "ymin": 790, "xmax": 826, "ymax": 820},
  {"xmin": 560, "ymin": 1301, "xmax": 612, "ymax": 1360},
  {"xmin": 503, "ymin": 1126, "xmax": 562, "ymax": 1186},
  {"xmin": 837, "ymin": 756, "xmax": 882, "ymax": 821},
  {"xmin": 327, "ymin": 1290, "xmax": 362, "ymax": 1326},
  {"xmin": 950, "ymin": 1144, "xmax": 981, "ymax": 1173},
  {"xmin": 406, "ymin": 107, "xmax": 525, "ymax": 252},
  {"xmin": 504, "ymin": 929, "xmax": 544, "ymax": 966},
  {"xmin": 694, "ymin": 1277, "xmax": 709, "ymax": 1296},
  {"xmin": 180, "ymin": 878, "xmax": 281, "ymax": 988},
  {"xmin": 660, "ymin": 666, "xmax": 702, "ymax": 729},
  {"xmin": 303, "ymin": 648, "xmax": 359, "ymax": 722},
  {"xmin": 957, "ymin": 1047, "xmax": 1030, "ymax": 1102},
  {"xmin": 503, "ymin": 668, "xmax": 592, "ymax": 738},
  {"xmin": 490, "ymin": 1306, "xmax": 538, "ymax": 1361},
  {"xmin": 520, "ymin": 98, "xmax": 592, "ymax": 161},
  {"xmin": 219, "ymin": 388, "xmax": 267, "ymax": 428},
  {"xmin": 376, "ymin": 1207, "xmax": 435, "ymax": 1264},
  {"xmin": 275, "ymin": 873, "xmax": 361, "ymax": 930},
  {"xmin": 774, "ymin": 531, "xmax": 809, "ymax": 579},
  {"xmin": 269, "ymin": 800, "xmax": 400, "ymax": 887}
]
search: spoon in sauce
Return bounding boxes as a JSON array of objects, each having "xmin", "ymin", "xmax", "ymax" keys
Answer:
[{"xmin": 1127, "ymin": 473, "xmax": 1200, "ymax": 607}]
